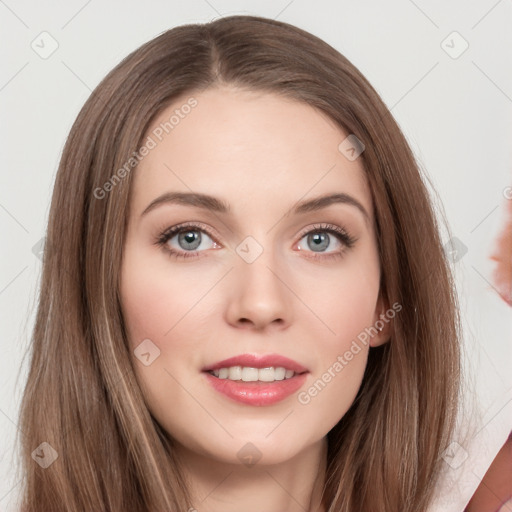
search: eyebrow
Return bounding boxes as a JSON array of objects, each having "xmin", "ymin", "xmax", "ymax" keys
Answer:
[{"xmin": 141, "ymin": 191, "xmax": 369, "ymax": 220}]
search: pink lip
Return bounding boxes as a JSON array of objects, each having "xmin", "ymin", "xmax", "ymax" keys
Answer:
[
  {"xmin": 202, "ymin": 353, "xmax": 309, "ymax": 374},
  {"xmin": 203, "ymin": 372, "xmax": 308, "ymax": 406}
]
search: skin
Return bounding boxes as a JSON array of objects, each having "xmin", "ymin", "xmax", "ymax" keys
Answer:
[
  {"xmin": 466, "ymin": 193, "xmax": 512, "ymax": 511},
  {"xmin": 120, "ymin": 86, "xmax": 390, "ymax": 512},
  {"xmin": 465, "ymin": 177, "xmax": 512, "ymax": 510},
  {"xmin": 465, "ymin": 434, "xmax": 512, "ymax": 511},
  {"xmin": 490, "ymin": 192, "xmax": 512, "ymax": 306}
]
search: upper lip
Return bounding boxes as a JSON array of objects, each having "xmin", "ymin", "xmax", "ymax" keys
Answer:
[{"xmin": 202, "ymin": 353, "xmax": 309, "ymax": 374}]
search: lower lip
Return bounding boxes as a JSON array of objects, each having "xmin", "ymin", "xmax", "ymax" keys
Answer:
[{"xmin": 203, "ymin": 372, "xmax": 308, "ymax": 406}]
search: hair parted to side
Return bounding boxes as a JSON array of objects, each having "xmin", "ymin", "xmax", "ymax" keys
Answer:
[{"xmin": 16, "ymin": 15, "xmax": 460, "ymax": 512}]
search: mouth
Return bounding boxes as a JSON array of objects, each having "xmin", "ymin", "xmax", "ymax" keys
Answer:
[
  {"xmin": 201, "ymin": 353, "xmax": 309, "ymax": 406},
  {"xmin": 203, "ymin": 367, "xmax": 309, "ymax": 407}
]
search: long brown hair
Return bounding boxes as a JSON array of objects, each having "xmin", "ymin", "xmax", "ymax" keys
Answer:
[{"xmin": 16, "ymin": 15, "xmax": 460, "ymax": 511}]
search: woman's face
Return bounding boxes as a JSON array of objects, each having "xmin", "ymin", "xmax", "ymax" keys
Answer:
[{"xmin": 120, "ymin": 86, "xmax": 388, "ymax": 466}]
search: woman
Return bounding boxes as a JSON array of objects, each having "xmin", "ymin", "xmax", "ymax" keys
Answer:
[{"xmin": 16, "ymin": 15, "xmax": 461, "ymax": 511}]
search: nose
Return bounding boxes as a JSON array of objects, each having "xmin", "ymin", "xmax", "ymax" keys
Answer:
[{"xmin": 224, "ymin": 251, "xmax": 293, "ymax": 331}]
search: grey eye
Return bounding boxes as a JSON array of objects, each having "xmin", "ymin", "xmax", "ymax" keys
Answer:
[
  {"xmin": 177, "ymin": 230, "xmax": 202, "ymax": 250},
  {"xmin": 306, "ymin": 232, "xmax": 331, "ymax": 252}
]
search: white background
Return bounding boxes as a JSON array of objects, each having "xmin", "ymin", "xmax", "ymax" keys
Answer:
[{"xmin": 1, "ymin": 1, "xmax": 511, "ymax": 511}]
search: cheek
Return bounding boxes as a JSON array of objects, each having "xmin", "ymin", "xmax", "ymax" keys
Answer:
[
  {"xmin": 119, "ymin": 248, "xmax": 215, "ymax": 435},
  {"xmin": 120, "ymin": 247, "xmax": 212, "ymax": 350},
  {"xmin": 279, "ymin": 251, "xmax": 380, "ymax": 430},
  {"xmin": 119, "ymin": 245, "xmax": 227, "ymax": 404},
  {"xmin": 293, "ymin": 298, "xmax": 376, "ymax": 435},
  {"xmin": 291, "ymin": 247, "xmax": 381, "ymax": 348}
]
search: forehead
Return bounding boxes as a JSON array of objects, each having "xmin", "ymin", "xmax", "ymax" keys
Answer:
[{"xmin": 131, "ymin": 86, "xmax": 372, "ymax": 220}]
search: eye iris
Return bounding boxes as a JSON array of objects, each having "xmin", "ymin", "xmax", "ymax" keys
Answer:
[
  {"xmin": 178, "ymin": 230, "xmax": 201, "ymax": 250},
  {"xmin": 308, "ymin": 232, "xmax": 329, "ymax": 252}
]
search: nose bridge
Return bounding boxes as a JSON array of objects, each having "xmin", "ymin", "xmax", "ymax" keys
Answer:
[{"xmin": 226, "ymin": 236, "xmax": 292, "ymax": 329}]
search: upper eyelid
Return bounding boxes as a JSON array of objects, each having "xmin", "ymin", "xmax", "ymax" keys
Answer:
[
  {"xmin": 296, "ymin": 222, "xmax": 349, "ymax": 237},
  {"xmin": 161, "ymin": 222, "xmax": 218, "ymax": 242}
]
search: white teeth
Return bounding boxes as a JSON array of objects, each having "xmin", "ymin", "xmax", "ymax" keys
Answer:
[
  {"xmin": 241, "ymin": 367, "xmax": 259, "ymax": 381},
  {"xmin": 210, "ymin": 366, "xmax": 297, "ymax": 382},
  {"xmin": 258, "ymin": 367, "xmax": 285, "ymax": 382},
  {"xmin": 273, "ymin": 367, "xmax": 286, "ymax": 381},
  {"xmin": 228, "ymin": 366, "xmax": 242, "ymax": 380}
]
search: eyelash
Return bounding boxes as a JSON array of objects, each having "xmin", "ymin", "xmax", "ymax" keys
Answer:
[{"xmin": 154, "ymin": 222, "xmax": 357, "ymax": 261}]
